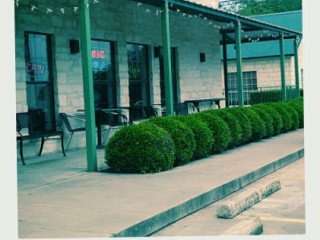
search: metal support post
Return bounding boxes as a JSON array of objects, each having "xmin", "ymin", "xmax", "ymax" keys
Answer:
[
  {"xmin": 294, "ymin": 37, "xmax": 300, "ymax": 97},
  {"xmin": 222, "ymin": 34, "xmax": 229, "ymax": 108},
  {"xmin": 235, "ymin": 21, "xmax": 244, "ymax": 107},
  {"xmin": 79, "ymin": 0, "xmax": 97, "ymax": 172},
  {"xmin": 161, "ymin": 0, "xmax": 174, "ymax": 115},
  {"xmin": 279, "ymin": 33, "xmax": 286, "ymax": 101}
]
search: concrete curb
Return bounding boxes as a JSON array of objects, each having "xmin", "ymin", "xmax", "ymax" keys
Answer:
[
  {"xmin": 113, "ymin": 148, "xmax": 304, "ymax": 237},
  {"xmin": 216, "ymin": 179, "xmax": 281, "ymax": 219},
  {"xmin": 222, "ymin": 217, "xmax": 263, "ymax": 235}
]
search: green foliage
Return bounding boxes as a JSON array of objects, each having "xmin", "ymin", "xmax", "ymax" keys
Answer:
[
  {"xmin": 219, "ymin": 0, "xmax": 302, "ymax": 16},
  {"xmin": 287, "ymin": 100, "xmax": 304, "ymax": 128},
  {"xmin": 192, "ymin": 112, "xmax": 231, "ymax": 153},
  {"xmin": 224, "ymin": 107, "xmax": 252, "ymax": 144},
  {"xmin": 105, "ymin": 122, "xmax": 175, "ymax": 173},
  {"xmin": 148, "ymin": 116, "xmax": 196, "ymax": 166},
  {"xmin": 240, "ymin": 107, "xmax": 266, "ymax": 142},
  {"xmin": 204, "ymin": 109, "xmax": 242, "ymax": 149},
  {"xmin": 175, "ymin": 115, "xmax": 214, "ymax": 160},
  {"xmin": 252, "ymin": 103, "xmax": 283, "ymax": 135},
  {"xmin": 250, "ymin": 89, "xmax": 303, "ymax": 105},
  {"xmin": 278, "ymin": 102, "xmax": 299, "ymax": 130},
  {"xmin": 250, "ymin": 106, "xmax": 274, "ymax": 138},
  {"xmin": 266, "ymin": 103, "xmax": 292, "ymax": 133}
]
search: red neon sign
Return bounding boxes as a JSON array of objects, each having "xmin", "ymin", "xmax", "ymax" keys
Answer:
[{"xmin": 92, "ymin": 50, "xmax": 105, "ymax": 59}]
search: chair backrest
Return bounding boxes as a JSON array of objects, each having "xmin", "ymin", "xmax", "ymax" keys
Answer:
[
  {"xmin": 174, "ymin": 103, "xmax": 188, "ymax": 115},
  {"xmin": 143, "ymin": 106, "xmax": 158, "ymax": 118},
  {"xmin": 16, "ymin": 112, "xmax": 29, "ymax": 132},
  {"xmin": 17, "ymin": 109, "xmax": 46, "ymax": 134},
  {"xmin": 59, "ymin": 113, "xmax": 73, "ymax": 132}
]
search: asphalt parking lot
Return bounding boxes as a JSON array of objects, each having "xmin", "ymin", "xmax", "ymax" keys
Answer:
[{"xmin": 152, "ymin": 157, "xmax": 305, "ymax": 236}]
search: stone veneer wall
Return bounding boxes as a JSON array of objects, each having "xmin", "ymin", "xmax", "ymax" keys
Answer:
[
  {"xmin": 225, "ymin": 52, "xmax": 303, "ymax": 89},
  {"xmin": 15, "ymin": 0, "xmax": 223, "ymax": 155}
]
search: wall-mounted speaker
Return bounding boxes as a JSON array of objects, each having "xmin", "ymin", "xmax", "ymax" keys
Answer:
[{"xmin": 70, "ymin": 40, "xmax": 80, "ymax": 54}]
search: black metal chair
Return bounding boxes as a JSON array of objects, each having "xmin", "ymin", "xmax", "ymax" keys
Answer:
[
  {"xmin": 101, "ymin": 111, "xmax": 128, "ymax": 144},
  {"xmin": 174, "ymin": 102, "xmax": 189, "ymax": 115},
  {"xmin": 16, "ymin": 110, "xmax": 65, "ymax": 165},
  {"xmin": 143, "ymin": 105, "xmax": 158, "ymax": 118},
  {"xmin": 59, "ymin": 113, "xmax": 86, "ymax": 150}
]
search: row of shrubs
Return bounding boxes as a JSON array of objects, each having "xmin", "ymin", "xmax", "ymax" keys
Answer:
[
  {"xmin": 105, "ymin": 98, "xmax": 304, "ymax": 174},
  {"xmin": 250, "ymin": 88, "xmax": 303, "ymax": 105}
]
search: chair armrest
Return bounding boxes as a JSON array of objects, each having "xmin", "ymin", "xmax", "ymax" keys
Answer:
[{"xmin": 108, "ymin": 111, "xmax": 128, "ymax": 124}]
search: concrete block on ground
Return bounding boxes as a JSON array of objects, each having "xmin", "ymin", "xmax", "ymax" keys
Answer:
[
  {"xmin": 222, "ymin": 217, "xmax": 263, "ymax": 235},
  {"xmin": 216, "ymin": 179, "xmax": 281, "ymax": 219}
]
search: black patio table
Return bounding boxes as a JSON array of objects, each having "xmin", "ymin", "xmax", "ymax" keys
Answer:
[
  {"xmin": 184, "ymin": 98, "xmax": 226, "ymax": 112},
  {"xmin": 76, "ymin": 108, "xmax": 125, "ymax": 148}
]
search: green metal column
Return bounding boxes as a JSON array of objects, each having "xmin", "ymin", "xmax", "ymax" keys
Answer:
[
  {"xmin": 235, "ymin": 21, "xmax": 244, "ymax": 107},
  {"xmin": 279, "ymin": 33, "xmax": 286, "ymax": 101},
  {"xmin": 294, "ymin": 36, "xmax": 300, "ymax": 97},
  {"xmin": 79, "ymin": 0, "xmax": 97, "ymax": 172},
  {"xmin": 161, "ymin": 0, "xmax": 174, "ymax": 115},
  {"xmin": 222, "ymin": 34, "xmax": 229, "ymax": 108}
]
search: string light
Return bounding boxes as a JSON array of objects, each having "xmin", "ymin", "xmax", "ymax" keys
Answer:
[
  {"xmin": 46, "ymin": 8, "xmax": 53, "ymax": 14},
  {"xmin": 60, "ymin": 8, "xmax": 65, "ymax": 14},
  {"xmin": 15, "ymin": 0, "xmax": 19, "ymax": 7},
  {"xmin": 93, "ymin": 0, "xmax": 99, "ymax": 3},
  {"xmin": 137, "ymin": 2, "xmax": 142, "ymax": 7},
  {"xmin": 74, "ymin": 7, "xmax": 78, "ymax": 12},
  {"xmin": 31, "ymin": 5, "xmax": 37, "ymax": 11}
]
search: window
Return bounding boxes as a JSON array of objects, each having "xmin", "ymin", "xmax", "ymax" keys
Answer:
[
  {"xmin": 227, "ymin": 71, "xmax": 258, "ymax": 106},
  {"xmin": 24, "ymin": 32, "xmax": 55, "ymax": 131},
  {"xmin": 127, "ymin": 44, "xmax": 150, "ymax": 120},
  {"xmin": 91, "ymin": 40, "xmax": 116, "ymax": 109}
]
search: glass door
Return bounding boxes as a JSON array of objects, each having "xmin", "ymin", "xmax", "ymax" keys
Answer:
[
  {"xmin": 24, "ymin": 32, "xmax": 55, "ymax": 131},
  {"xmin": 127, "ymin": 43, "xmax": 150, "ymax": 120}
]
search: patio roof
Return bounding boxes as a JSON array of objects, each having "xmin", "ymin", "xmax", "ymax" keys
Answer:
[{"xmin": 129, "ymin": 0, "xmax": 302, "ymax": 44}]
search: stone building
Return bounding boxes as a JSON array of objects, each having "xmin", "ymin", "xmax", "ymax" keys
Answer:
[
  {"xmin": 223, "ymin": 10, "xmax": 303, "ymax": 106},
  {"xmin": 15, "ymin": 0, "xmax": 302, "ymax": 169}
]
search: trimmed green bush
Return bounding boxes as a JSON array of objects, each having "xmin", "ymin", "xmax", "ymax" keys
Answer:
[
  {"xmin": 287, "ymin": 100, "xmax": 304, "ymax": 128},
  {"xmin": 279, "ymin": 102, "xmax": 299, "ymax": 131},
  {"xmin": 192, "ymin": 112, "xmax": 231, "ymax": 153},
  {"xmin": 266, "ymin": 103, "xmax": 292, "ymax": 133},
  {"xmin": 240, "ymin": 107, "xmax": 266, "ymax": 142},
  {"xmin": 250, "ymin": 89, "xmax": 304, "ymax": 105},
  {"xmin": 175, "ymin": 115, "xmax": 214, "ymax": 160},
  {"xmin": 224, "ymin": 107, "xmax": 252, "ymax": 145},
  {"xmin": 148, "ymin": 116, "xmax": 196, "ymax": 166},
  {"xmin": 252, "ymin": 104, "xmax": 283, "ymax": 136},
  {"xmin": 105, "ymin": 122, "xmax": 175, "ymax": 173},
  {"xmin": 250, "ymin": 106, "xmax": 274, "ymax": 138},
  {"xmin": 204, "ymin": 109, "xmax": 242, "ymax": 148}
]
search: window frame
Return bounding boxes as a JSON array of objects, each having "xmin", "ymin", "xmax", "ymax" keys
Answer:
[{"xmin": 24, "ymin": 31, "xmax": 56, "ymax": 130}]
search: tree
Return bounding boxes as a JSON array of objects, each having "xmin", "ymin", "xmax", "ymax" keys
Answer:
[{"xmin": 219, "ymin": 0, "xmax": 302, "ymax": 16}]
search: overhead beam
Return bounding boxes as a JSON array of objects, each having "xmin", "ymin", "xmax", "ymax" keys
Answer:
[{"xmin": 166, "ymin": 0, "xmax": 302, "ymax": 37}]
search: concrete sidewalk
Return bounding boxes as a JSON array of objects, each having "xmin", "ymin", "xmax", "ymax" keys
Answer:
[{"xmin": 17, "ymin": 129, "xmax": 304, "ymax": 238}]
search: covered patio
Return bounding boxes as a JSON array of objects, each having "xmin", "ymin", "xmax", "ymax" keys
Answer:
[
  {"xmin": 77, "ymin": 0, "xmax": 302, "ymax": 171},
  {"xmin": 14, "ymin": 0, "xmax": 302, "ymax": 171}
]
